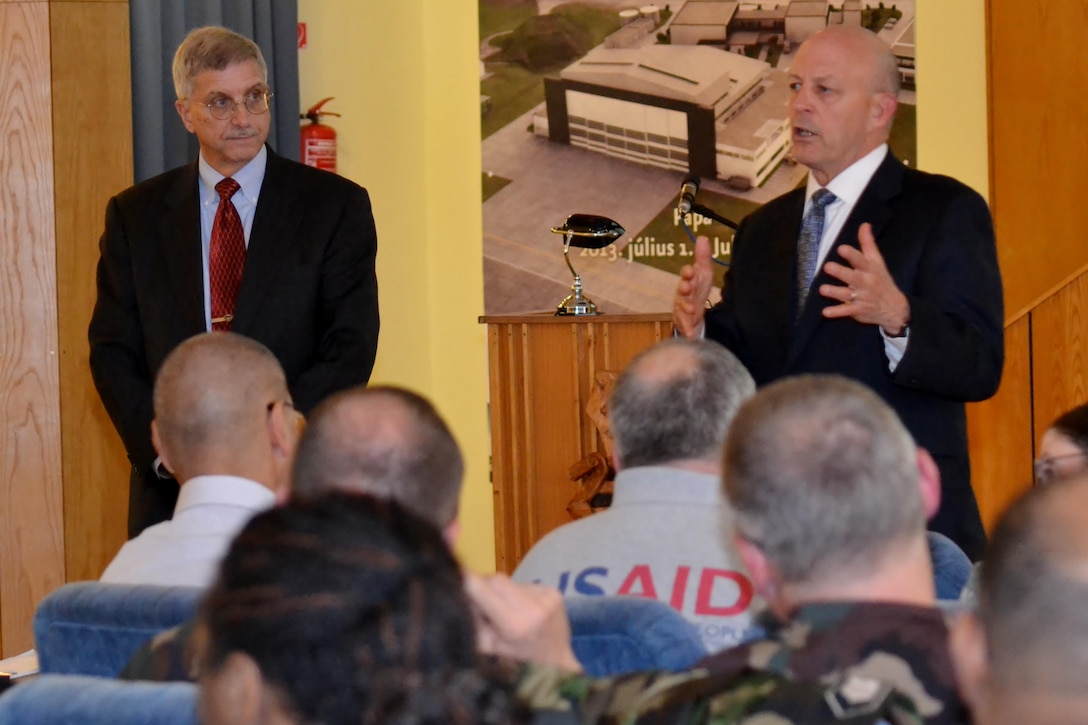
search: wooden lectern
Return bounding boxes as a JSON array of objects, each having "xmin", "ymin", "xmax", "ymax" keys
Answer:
[{"xmin": 481, "ymin": 313, "xmax": 673, "ymax": 573}]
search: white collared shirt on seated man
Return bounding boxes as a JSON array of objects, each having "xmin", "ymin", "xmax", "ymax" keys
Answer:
[{"xmin": 100, "ymin": 475, "xmax": 276, "ymax": 587}]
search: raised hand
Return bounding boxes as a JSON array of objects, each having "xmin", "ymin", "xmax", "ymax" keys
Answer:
[
  {"xmin": 673, "ymin": 235, "xmax": 714, "ymax": 337},
  {"xmin": 819, "ymin": 222, "xmax": 910, "ymax": 335}
]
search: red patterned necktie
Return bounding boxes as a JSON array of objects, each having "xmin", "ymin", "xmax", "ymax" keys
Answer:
[{"xmin": 209, "ymin": 177, "xmax": 245, "ymax": 331}]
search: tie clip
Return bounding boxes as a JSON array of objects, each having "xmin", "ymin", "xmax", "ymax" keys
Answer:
[{"xmin": 211, "ymin": 314, "xmax": 234, "ymax": 324}]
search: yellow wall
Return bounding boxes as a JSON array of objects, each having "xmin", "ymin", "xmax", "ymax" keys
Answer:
[
  {"xmin": 297, "ymin": 1, "xmax": 493, "ymax": 571},
  {"xmin": 915, "ymin": 0, "xmax": 989, "ymax": 197},
  {"xmin": 296, "ymin": 0, "xmax": 989, "ymax": 572}
]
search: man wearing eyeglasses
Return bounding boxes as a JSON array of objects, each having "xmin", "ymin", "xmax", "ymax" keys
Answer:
[{"xmin": 89, "ymin": 26, "xmax": 379, "ymax": 538}]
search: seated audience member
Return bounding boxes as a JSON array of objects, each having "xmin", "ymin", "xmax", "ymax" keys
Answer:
[
  {"xmin": 289, "ymin": 385, "xmax": 463, "ymax": 541},
  {"xmin": 196, "ymin": 492, "xmax": 532, "ymax": 725},
  {"xmin": 123, "ymin": 384, "xmax": 526, "ymax": 680},
  {"xmin": 474, "ymin": 375, "xmax": 965, "ymax": 723},
  {"xmin": 100, "ymin": 333, "xmax": 299, "ymax": 586},
  {"xmin": 1033, "ymin": 402, "xmax": 1088, "ymax": 485},
  {"xmin": 951, "ymin": 473, "xmax": 1088, "ymax": 725},
  {"xmin": 513, "ymin": 339, "xmax": 758, "ymax": 651}
]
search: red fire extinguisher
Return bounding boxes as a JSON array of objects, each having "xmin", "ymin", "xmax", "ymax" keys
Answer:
[{"xmin": 300, "ymin": 97, "xmax": 340, "ymax": 173}]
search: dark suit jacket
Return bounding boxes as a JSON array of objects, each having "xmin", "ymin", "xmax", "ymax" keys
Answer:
[
  {"xmin": 89, "ymin": 148, "xmax": 379, "ymax": 532},
  {"xmin": 706, "ymin": 154, "xmax": 1004, "ymax": 559}
]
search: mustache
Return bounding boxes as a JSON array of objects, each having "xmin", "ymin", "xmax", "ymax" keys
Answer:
[{"xmin": 224, "ymin": 130, "xmax": 260, "ymax": 140}]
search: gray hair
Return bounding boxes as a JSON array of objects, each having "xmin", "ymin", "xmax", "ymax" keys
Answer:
[
  {"xmin": 291, "ymin": 386, "xmax": 464, "ymax": 529},
  {"xmin": 609, "ymin": 339, "xmax": 755, "ymax": 468},
  {"xmin": 979, "ymin": 475, "xmax": 1088, "ymax": 692},
  {"xmin": 723, "ymin": 375, "xmax": 923, "ymax": 585},
  {"xmin": 153, "ymin": 332, "xmax": 288, "ymax": 462},
  {"xmin": 172, "ymin": 26, "xmax": 268, "ymax": 100}
]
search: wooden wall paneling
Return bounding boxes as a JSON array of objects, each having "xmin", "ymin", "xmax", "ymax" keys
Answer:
[
  {"xmin": 1030, "ymin": 273, "xmax": 1088, "ymax": 444},
  {"xmin": 0, "ymin": 2, "xmax": 66, "ymax": 656},
  {"xmin": 988, "ymin": 1, "xmax": 1088, "ymax": 319},
  {"xmin": 51, "ymin": 0, "xmax": 133, "ymax": 583},
  {"xmin": 966, "ymin": 315, "xmax": 1033, "ymax": 532}
]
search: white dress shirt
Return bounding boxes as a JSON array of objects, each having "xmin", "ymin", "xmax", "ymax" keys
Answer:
[{"xmin": 100, "ymin": 475, "xmax": 276, "ymax": 587}]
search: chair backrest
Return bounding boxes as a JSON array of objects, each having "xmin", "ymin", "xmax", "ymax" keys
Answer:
[
  {"xmin": 0, "ymin": 675, "xmax": 197, "ymax": 725},
  {"xmin": 565, "ymin": 595, "xmax": 708, "ymax": 677},
  {"xmin": 34, "ymin": 582, "xmax": 203, "ymax": 678},
  {"xmin": 927, "ymin": 531, "xmax": 973, "ymax": 601}
]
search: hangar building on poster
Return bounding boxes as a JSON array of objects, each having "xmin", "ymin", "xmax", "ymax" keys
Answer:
[{"xmin": 535, "ymin": 45, "xmax": 791, "ymax": 187}]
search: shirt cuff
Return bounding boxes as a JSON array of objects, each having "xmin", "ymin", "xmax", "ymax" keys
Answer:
[{"xmin": 880, "ymin": 327, "xmax": 909, "ymax": 372}]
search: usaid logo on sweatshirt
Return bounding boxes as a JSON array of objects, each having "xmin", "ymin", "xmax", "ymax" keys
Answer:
[{"xmin": 535, "ymin": 563, "xmax": 761, "ymax": 651}]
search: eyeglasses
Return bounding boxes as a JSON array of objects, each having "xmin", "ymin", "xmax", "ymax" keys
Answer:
[
  {"xmin": 1033, "ymin": 452, "xmax": 1088, "ymax": 485},
  {"xmin": 191, "ymin": 89, "xmax": 274, "ymax": 120}
]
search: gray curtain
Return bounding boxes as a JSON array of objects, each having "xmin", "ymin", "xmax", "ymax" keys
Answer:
[{"xmin": 130, "ymin": 0, "xmax": 300, "ymax": 182}]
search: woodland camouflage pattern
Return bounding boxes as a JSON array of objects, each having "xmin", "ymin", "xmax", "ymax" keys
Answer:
[{"xmin": 517, "ymin": 601, "xmax": 966, "ymax": 724}]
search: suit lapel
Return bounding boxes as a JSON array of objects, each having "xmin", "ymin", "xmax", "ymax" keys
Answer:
[
  {"xmin": 232, "ymin": 149, "xmax": 303, "ymax": 332},
  {"xmin": 786, "ymin": 154, "xmax": 904, "ymax": 368},
  {"xmin": 160, "ymin": 162, "xmax": 207, "ymax": 334},
  {"xmin": 762, "ymin": 190, "xmax": 806, "ymax": 358}
]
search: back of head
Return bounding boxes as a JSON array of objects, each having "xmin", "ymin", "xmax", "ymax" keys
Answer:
[
  {"xmin": 1049, "ymin": 402, "xmax": 1088, "ymax": 455},
  {"xmin": 291, "ymin": 386, "xmax": 464, "ymax": 528},
  {"xmin": 978, "ymin": 475, "xmax": 1088, "ymax": 695},
  {"xmin": 153, "ymin": 332, "xmax": 288, "ymax": 470},
  {"xmin": 172, "ymin": 25, "xmax": 268, "ymax": 100},
  {"xmin": 723, "ymin": 375, "xmax": 924, "ymax": 586},
  {"xmin": 608, "ymin": 339, "xmax": 754, "ymax": 469},
  {"xmin": 198, "ymin": 492, "xmax": 516, "ymax": 724}
]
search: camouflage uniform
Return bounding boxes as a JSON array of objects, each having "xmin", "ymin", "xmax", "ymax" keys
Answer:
[
  {"xmin": 515, "ymin": 601, "xmax": 966, "ymax": 725},
  {"xmin": 126, "ymin": 601, "xmax": 964, "ymax": 725}
]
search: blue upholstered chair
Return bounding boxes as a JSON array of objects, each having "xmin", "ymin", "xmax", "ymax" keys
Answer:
[
  {"xmin": 565, "ymin": 595, "xmax": 708, "ymax": 676},
  {"xmin": 927, "ymin": 531, "xmax": 973, "ymax": 601},
  {"xmin": 34, "ymin": 582, "xmax": 203, "ymax": 678},
  {"xmin": 0, "ymin": 675, "xmax": 197, "ymax": 725}
]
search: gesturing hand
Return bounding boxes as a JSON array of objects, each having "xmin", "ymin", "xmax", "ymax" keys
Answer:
[
  {"xmin": 464, "ymin": 572, "xmax": 582, "ymax": 672},
  {"xmin": 673, "ymin": 235, "xmax": 713, "ymax": 338},
  {"xmin": 818, "ymin": 223, "xmax": 909, "ymax": 335}
]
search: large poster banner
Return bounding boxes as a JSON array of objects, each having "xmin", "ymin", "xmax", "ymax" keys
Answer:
[{"xmin": 481, "ymin": 0, "xmax": 916, "ymax": 316}]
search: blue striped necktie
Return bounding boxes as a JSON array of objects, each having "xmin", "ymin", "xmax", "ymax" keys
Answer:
[{"xmin": 795, "ymin": 188, "xmax": 837, "ymax": 318}]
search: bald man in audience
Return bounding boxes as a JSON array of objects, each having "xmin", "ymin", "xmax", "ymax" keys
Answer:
[
  {"xmin": 290, "ymin": 385, "xmax": 464, "ymax": 543},
  {"xmin": 122, "ymin": 384, "xmax": 470, "ymax": 681},
  {"xmin": 951, "ymin": 474, "xmax": 1088, "ymax": 725},
  {"xmin": 101, "ymin": 333, "xmax": 300, "ymax": 586}
]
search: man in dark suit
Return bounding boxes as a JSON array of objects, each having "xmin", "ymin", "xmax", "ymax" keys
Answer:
[
  {"xmin": 674, "ymin": 26, "xmax": 1003, "ymax": 559},
  {"xmin": 89, "ymin": 26, "xmax": 379, "ymax": 537}
]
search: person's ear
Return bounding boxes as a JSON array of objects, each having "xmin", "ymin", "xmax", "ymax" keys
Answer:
[
  {"xmin": 200, "ymin": 652, "xmax": 264, "ymax": 725},
  {"xmin": 175, "ymin": 99, "xmax": 196, "ymax": 133},
  {"xmin": 735, "ymin": 533, "xmax": 774, "ymax": 599},
  {"xmin": 443, "ymin": 517, "xmax": 462, "ymax": 548},
  {"xmin": 151, "ymin": 420, "xmax": 174, "ymax": 477},
  {"xmin": 267, "ymin": 402, "xmax": 295, "ymax": 460},
  {"xmin": 870, "ymin": 91, "xmax": 898, "ymax": 129},
  {"xmin": 948, "ymin": 611, "xmax": 989, "ymax": 710},
  {"xmin": 917, "ymin": 448, "xmax": 942, "ymax": 520}
]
